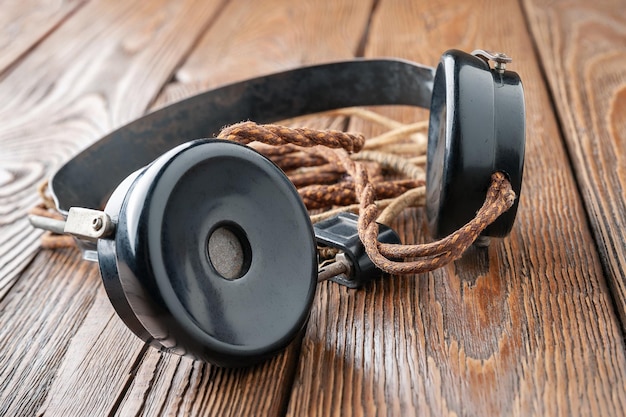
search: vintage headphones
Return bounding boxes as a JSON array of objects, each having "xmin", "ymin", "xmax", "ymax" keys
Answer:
[{"xmin": 30, "ymin": 49, "xmax": 525, "ymax": 367}]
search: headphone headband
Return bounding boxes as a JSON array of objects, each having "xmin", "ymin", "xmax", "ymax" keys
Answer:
[{"xmin": 50, "ymin": 59, "xmax": 435, "ymax": 214}]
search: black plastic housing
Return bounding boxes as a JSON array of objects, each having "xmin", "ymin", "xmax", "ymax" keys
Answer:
[
  {"xmin": 426, "ymin": 50, "xmax": 525, "ymax": 238},
  {"xmin": 314, "ymin": 212, "xmax": 400, "ymax": 288},
  {"xmin": 98, "ymin": 140, "xmax": 317, "ymax": 367}
]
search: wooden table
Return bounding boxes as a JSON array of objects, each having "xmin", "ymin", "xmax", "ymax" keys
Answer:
[{"xmin": 1, "ymin": 0, "xmax": 625, "ymax": 415}]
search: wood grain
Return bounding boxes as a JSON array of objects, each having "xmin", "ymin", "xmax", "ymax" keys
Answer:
[
  {"xmin": 0, "ymin": 0, "xmax": 225, "ymax": 298},
  {"xmin": 522, "ymin": 0, "xmax": 626, "ymax": 328},
  {"xmin": 31, "ymin": 264, "xmax": 146, "ymax": 417},
  {"xmin": 154, "ymin": 0, "xmax": 375, "ymax": 108},
  {"xmin": 285, "ymin": 0, "xmax": 626, "ymax": 415},
  {"xmin": 0, "ymin": 249, "xmax": 131, "ymax": 417},
  {"xmin": 113, "ymin": 340, "xmax": 301, "ymax": 416},
  {"xmin": 0, "ymin": 0, "xmax": 226, "ymax": 414},
  {"xmin": 0, "ymin": 0, "xmax": 86, "ymax": 76},
  {"xmin": 1, "ymin": 1, "xmax": 625, "ymax": 416}
]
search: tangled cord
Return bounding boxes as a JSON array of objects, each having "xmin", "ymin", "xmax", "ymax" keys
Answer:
[
  {"xmin": 219, "ymin": 121, "xmax": 426, "ymax": 212},
  {"xmin": 219, "ymin": 120, "xmax": 516, "ymax": 275},
  {"xmin": 31, "ymin": 109, "xmax": 516, "ymax": 276}
]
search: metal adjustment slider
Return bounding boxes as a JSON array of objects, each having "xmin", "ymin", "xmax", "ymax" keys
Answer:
[
  {"xmin": 471, "ymin": 49, "xmax": 512, "ymax": 73},
  {"xmin": 29, "ymin": 207, "xmax": 115, "ymax": 242}
]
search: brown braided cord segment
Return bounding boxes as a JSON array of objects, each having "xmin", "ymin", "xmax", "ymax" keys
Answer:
[
  {"xmin": 250, "ymin": 143, "xmax": 301, "ymax": 156},
  {"xmin": 269, "ymin": 152, "xmax": 327, "ymax": 171},
  {"xmin": 288, "ymin": 165, "xmax": 344, "ymax": 188},
  {"xmin": 218, "ymin": 121, "xmax": 365, "ymax": 152},
  {"xmin": 378, "ymin": 173, "xmax": 514, "ymax": 258},
  {"xmin": 353, "ymin": 150, "xmax": 424, "ymax": 180},
  {"xmin": 299, "ymin": 179, "xmax": 423, "ymax": 210},
  {"xmin": 357, "ymin": 171, "xmax": 515, "ymax": 274}
]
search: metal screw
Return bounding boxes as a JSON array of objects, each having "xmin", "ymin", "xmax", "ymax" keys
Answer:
[
  {"xmin": 471, "ymin": 49, "xmax": 512, "ymax": 74},
  {"xmin": 92, "ymin": 216, "xmax": 103, "ymax": 231},
  {"xmin": 492, "ymin": 53, "xmax": 509, "ymax": 73}
]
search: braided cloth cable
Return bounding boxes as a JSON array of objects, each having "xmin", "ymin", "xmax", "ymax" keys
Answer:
[{"xmin": 218, "ymin": 120, "xmax": 516, "ymax": 275}]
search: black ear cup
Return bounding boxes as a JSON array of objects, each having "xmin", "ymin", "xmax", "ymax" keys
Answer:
[
  {"xmin": 426, "ymin": 49, "xmax": 525, "ymax": 238},
  {"xmin": 98, "ymin": 140, "xmax": 318, "ymax": 367}
]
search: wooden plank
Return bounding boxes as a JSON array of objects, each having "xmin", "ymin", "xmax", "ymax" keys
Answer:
[
  {"xmin": 3, "ymin": 1, "xmax": 623, "ymax": 416},
  {"xmin": 0, "ymin": 0, "xmax": 227, "ymax": 414},
  {"xmin": 36, "ymin": 287, "xmax": 147, "ymax": 417},
  {"xmin": 522, "ymin": 0, "xmax": 626, "ymax": 326},
  {"xmin": 0, "ymin": 0, "xmax": 225, "ymax": 298},
  {"xmin": 154, "ymin": 0, "xmax": 375, "ymax": 107},
  {"xmin": 113, "ymin": 341, "xmax": 301, "ymax": 417},
  {"xmin": 28, "ymin": 263, "xmax": 145, "ymax": 417},
  {"xmin": 0, "ymin": 0, "xmax": 87, "ymax": 76},
  {"xmin": 286, "ymin": 0, "xmax": 626, "ymax": 416},
  {"xmin": 112, "ymin": 1, "xmax": 375, "ymax": 415},
  {"xmin": 0, "ymin": 249, "xmax": 136, "ymax": 417}
]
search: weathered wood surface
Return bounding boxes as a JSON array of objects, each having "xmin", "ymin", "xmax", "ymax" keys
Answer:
[
  {"xmin": 1, "ymin": 0, "xmax": 626, "ymax": 416},
  {"xmin": 0, "ymin": 0, "xmax": 224, "ymax": 300},
  {"xmin": 285, "ymin": 0, "xmax": 626, "ymax": 415},
  {"xmin": 155, "ymin": 0, "xmax": 375, "ymax": 107},
  {"xmin": 0, "ymin": 0, "xmax": 226, "ymax": 415},
  {"xmin": 522, "ymin": 0, "xmax": 626, "ymax": 328},
  {"xmin": 0, "ymin": 0, "xmax": 86, "ymax": 76}
]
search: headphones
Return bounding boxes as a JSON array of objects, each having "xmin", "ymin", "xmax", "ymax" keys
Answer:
[{"xmin": 31, "ymin": 49, "xmax": 525, "ymax": 367}]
